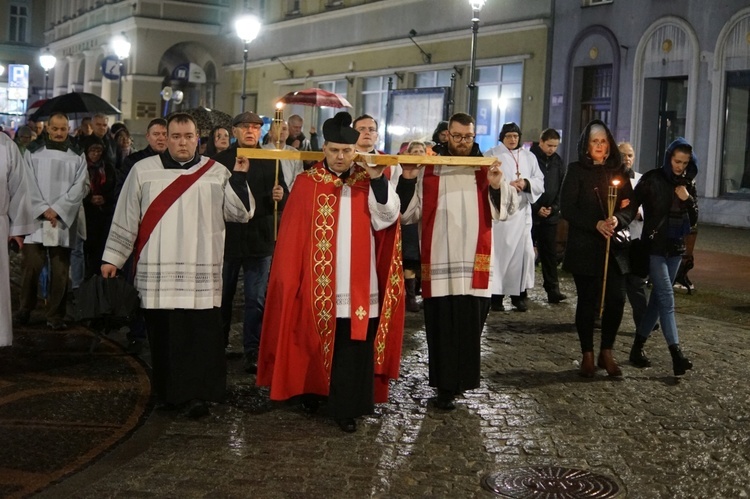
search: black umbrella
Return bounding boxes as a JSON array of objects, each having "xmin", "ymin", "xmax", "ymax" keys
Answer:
[
  {"xmin": 29, "ymin": 92, "xmax": 121, "ymax": 121},
  {"xmin": 183, "ymin": 107, "xmax": 232, "ymax": 137}
]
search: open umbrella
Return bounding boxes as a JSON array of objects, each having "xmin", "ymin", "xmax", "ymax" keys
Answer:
[
  {"xmin": 29, "ymin": 92, "xmax": 120, "ymax": 121},
  {"xmin": 278, "ymin": 88, "xmax": 352, "ymax": 108},
  {"xmin": 183, "ymin": 107, "xmax": 233, "ymax": 137}
]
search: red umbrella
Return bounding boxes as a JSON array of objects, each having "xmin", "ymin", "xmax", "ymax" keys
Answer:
[{"xmin": 278, "ymin": 88, "xmax": 352, "ymax": 108}]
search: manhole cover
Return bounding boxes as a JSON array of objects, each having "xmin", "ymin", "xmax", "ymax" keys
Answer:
[{"xmin": 481, "ymin": 466, "xmax": 621, "ymax": 498}]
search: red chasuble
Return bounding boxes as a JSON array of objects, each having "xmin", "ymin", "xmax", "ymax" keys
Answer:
[{"xmin": 257, "ymin": 162, "xmax": 405, "ymax": 403}]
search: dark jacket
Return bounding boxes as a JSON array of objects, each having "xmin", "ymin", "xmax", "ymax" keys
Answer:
[
  {"xmin": 530, "ymin": 142, "xmax": 566, "ymax": 225},
  {"xmin": 615, "ymin": 137, "xmax": 698, "ymax": 256},
  {"xmin": 116, "ymin": 145, "xmax": 159, "ymax": 199},
  {"xmin": 560, "ymin": 120, "xmax": 632, "ymax": 276},
  {"xmin": 214, "ymin": 144, "xmax": 289, "ymax": 258}
]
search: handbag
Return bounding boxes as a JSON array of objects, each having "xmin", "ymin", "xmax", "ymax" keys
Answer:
[{"xmin": 629, "ymin": 215, "xmax": 667, "ymax": 278}]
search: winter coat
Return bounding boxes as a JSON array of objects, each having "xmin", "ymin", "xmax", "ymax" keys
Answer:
[
  {"xmin": 615, "ymin": 137, "xmax": 698, "ymax": 256},
  {"xmin": 560, "ymin": 120, "xmax": 632, "ymax": 277},
  {"xmin": 530, "ymin": 142, "xmax": 566, "ymax": 225}
]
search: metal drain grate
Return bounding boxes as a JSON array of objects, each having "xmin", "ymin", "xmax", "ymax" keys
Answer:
[{"xmin": 481, "ymin": 466, "xmax": 621, "ymax": 498}]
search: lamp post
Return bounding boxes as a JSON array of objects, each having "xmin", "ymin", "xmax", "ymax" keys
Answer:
[
  {"xmin": 111, "ymin": 33, "xmax": 131, "ymax": 120},
  {"xmin": 467, "ymin": 0, "xmax": 486, "ymax": 117},
  {"xmin": 39, "ymin": 50, "xmax": 57, "ymax": 99},
  {"xmin": 234, "ymin": 14, "xmax": 262, "ymax": 113}
]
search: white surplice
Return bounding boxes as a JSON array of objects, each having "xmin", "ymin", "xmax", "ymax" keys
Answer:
[
  {"xmin": 24, "ymin": 144, "xmax": 89, "ymax": 248},
  {"xmin": 101, "ymin": 155, "xmax": 254, "ymax": 310},
  {"xmin": 401, "ymin": 165, "xmax": 518, "ymax": 298},
  {"xmin": 261, "ymin": 143, "xmax": 304, "ymax": 190},
  {"xmin": 333, "ymin": 171, "xmax": 400, "ymax": 319},
  {"xmin": 1, "ymin": 134, "xmax": 36, "ymax": 346},
  {"xmin": 484, "ymin": 143, "xmax": 545, "ymax": 295}
]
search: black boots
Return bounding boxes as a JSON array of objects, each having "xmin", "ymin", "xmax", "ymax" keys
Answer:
[
  {"xmin": 669, "ymin": 344, "xmax": 693, "ymax": 376},
  {"xmin": 490, "ymin": 294, "xmax": 504, "ymax": 311},
  {"xmin": 405, "ymin": 278, "xmax": 420, "ymax": 313},
  {"xmin": 629, "ymin": 335, "xmax": 651, "ymax": 368},
  {"xmin": 546, "ymin": 286, "xmax": 567, "ymax": 304}
]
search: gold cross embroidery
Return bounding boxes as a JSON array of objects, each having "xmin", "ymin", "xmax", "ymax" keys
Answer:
[{"xmin": 355, "ymin": 306, "xmax": 367, "ymax": 320}]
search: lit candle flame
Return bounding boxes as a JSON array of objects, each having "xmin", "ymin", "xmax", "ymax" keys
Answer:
[
  {"xmin": 275, "ymin": 102, "xmax": 284, "ymax": 110},
  {"xmin": 612, "ymin": 180, "xmax": 620, "ymax": 187}
]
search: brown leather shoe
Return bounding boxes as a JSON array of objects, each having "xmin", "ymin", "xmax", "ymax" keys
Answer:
[
  {"xmin": 598, "ymin": 349, "xmax": 623, "ymax": 377},
  {"xmin": 579, "ymin": 351, "xmax": 596, "ymax": 378}
]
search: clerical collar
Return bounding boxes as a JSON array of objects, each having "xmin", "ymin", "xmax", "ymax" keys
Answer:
[
  {"xmin": 323, "ymin": 160, "xmax": 351, "ymax": 181},
  {"xmin": 159, "ymin": 150, "xmax": 202, "ymax": 170}
]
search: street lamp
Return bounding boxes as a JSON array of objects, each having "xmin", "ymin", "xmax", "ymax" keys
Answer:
[
  {"xmin": 39, "ymin": 50, "xmax": 57, "ymax": 99},
  {"xmin": 467, "ymin": 0, "xmax": 486, "ymax": 117},
  {"xmin": 234, "ymin": 14, "xmax": 262, "ymax": 112},
  {"xmin": 111, "ymin": 33, "xmax": 131, "ymax": 120}
]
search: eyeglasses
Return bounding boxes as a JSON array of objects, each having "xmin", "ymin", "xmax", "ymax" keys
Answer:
[
  {"xmin": 450, "ymin": 133, "xmax": 475, "ymax": 143},
  {"xmin": 355, "ymin": 127, "xmax": 378, "ymax": 133},
  {"xmin": 236, "ymin": 123, "xmax": 261, "ymax": 130}
]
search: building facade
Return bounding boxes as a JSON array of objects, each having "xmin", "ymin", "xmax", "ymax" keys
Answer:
[{"xmin": 549, "ymin": 0, "xmax": 750, "ymax": 228}]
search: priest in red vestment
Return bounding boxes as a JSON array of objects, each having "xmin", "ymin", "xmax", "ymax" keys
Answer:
[{"xmin": 257, "ymin": 112, "xmax": 404, "ymax": 433}]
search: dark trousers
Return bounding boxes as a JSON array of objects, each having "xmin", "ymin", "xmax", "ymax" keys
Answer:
[
  {"xmin": 143, "ymin": 308, "xmax": 226, "ymax": 405},
  {"xmin": 220, "ymin": 255, "xmax": 272, "ymax": 353},
  {"xmin": 423, "ymin": 295, "xmax": 490, "ymax": 394},
  {"xmin": 532, "ymin": 223, "xmax": 560, "ymax": 293},
  {"xmin": 625, "ymin": 272, "xmax": 649, "ymax": 330},
  {"xmin": 19, "ymin": 244, "xmax": 70, "ymax": 322},
  {"xmin": 573, "ymin": 269, "xmax": 626, "ymax": 353}
]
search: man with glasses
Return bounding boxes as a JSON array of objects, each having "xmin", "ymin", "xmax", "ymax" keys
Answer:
[
  {"xmin": 214, "ymin": 112, "xmax": 288, "ymax": 374},
  {"xmin": 484, "ymin": 122, "xmax": 545, "ymax": 312},
  {"xmin": 397, "ymin": 112, "xmax": 517, "ymax": 411}
]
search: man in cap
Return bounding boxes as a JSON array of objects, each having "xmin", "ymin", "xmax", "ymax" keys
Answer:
[
  {"xmin": 397, "ymin": 112, "xmax": 517, "ymax": 411},
  {"xmin": 257, "ymin": 111, "xmax": 404, "ymax": 433},
  {"xmin": 214, "ymin": 111, "xmax": 287, "ymax": 374},
  {"xmin": 484, "ymin": 122, "xmax": 545, "ymax": 312},
  {"xmin": 101, "ymin": 112, "xmax": 254, "ymax": 418}
]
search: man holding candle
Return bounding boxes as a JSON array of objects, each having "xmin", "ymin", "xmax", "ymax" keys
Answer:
[{"xmin": 214, "ymin": 111, "xmax": 288, "ymax": 374}]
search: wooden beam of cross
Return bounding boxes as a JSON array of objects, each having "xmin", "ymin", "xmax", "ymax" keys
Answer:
[{"xmin": 236, "ymin": 148, "xmax": 498, "ymax": 167}]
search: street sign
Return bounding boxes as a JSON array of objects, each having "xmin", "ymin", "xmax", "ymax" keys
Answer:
[
  {"xmin": 8, "ymin": 64, "xmax": 29, "ymax": 88},
  {"xmin": 101, "ymin": 55, "xmax": 121, "ymax": 80}
]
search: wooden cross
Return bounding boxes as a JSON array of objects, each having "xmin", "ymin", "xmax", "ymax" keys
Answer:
[{"xmin": 237, "ymin": 148, "xmax": 497, "ymax": 167}]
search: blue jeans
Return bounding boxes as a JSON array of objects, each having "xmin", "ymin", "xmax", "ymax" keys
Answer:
[
  {"xmin": 220, "ymin": 255, "xmax": 272, "ymax": 354},
  {"xmin": 636, "ymin": 254, "xmax": 682, "ymax": 346}
]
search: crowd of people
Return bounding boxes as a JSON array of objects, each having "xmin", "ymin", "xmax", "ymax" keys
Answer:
[{"xmin": 1, "ymin": 103, "xmax": 699, "ymax": 432}]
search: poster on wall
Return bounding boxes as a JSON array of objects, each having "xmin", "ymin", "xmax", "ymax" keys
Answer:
[{"xmin": 385, "ymin": 87, "xmax": 449, "ymax": 154}]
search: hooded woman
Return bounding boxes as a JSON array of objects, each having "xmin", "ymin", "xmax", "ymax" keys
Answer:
[
  {"xmin": 614, "ymin": 138, "xmax": 698, "ymax": 376},
  {"xmin": 560, "ymin": 119, "xmax": 632, "ymax": 378},
  {"xmin": 80, "ymin": 135, "xmax": 116, "ymax": 277}
]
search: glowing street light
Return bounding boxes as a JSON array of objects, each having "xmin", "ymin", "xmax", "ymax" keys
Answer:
[
  {"xmin": 467, "ymin": 0, "xmax": 487, "ymax": 117},
  {"xmin": 234, "ymin": 14, "xmax": 262, "ymax": 112},
  {"xmin": 111, "ymin": 33, "xmax": 131, "ymax": 120},
  {"xmin": 39, "ymin": 49, "xmax": 57, "ymax": 99}
]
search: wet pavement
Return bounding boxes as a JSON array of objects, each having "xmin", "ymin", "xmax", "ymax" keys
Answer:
[{"xmin": 4, "ymin": 224, "xmax": 750, "ymax": 498}]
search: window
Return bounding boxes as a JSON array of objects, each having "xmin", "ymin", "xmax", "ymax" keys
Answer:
[
  {"xmin": 582, "ymin": 0, "xmax": 613, "ymax": 6},
  {"xmin": 9, "ymin": 3, "xmax": 29, "ymax": 43},
  {"xmin": 580, "ymin": 65, "xmax": 612, "ymax": 132},
  {"xmin": 286, "ymin": 0, "xmax": 300, "ymax": 15},
  {"xmin": 473, "ymin": 62, "xmax": 523, "ymax": 153},
  {"xmin": 721, "ymin": 70, "xmax": 750, "ymax": 196},
  {"xmin": 361, "ymin": 76, "xmax": 393, "ymax": 151},
  {"xmin": 414, "ymin": 70, "xmax": 453, "ymax": 88},
  {"xmin": 316, "ymin": 80, "xmax": 348, "ymax": 135}
]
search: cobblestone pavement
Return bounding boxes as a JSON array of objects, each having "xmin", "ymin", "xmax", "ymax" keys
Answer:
[{"xmin": 36, "ymin": 279, "xmax": 750, "ymax": 498}]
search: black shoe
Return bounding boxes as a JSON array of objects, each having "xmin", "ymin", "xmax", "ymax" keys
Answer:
[
  {"xmin": 490, "ymin": 295, "xmax": 504, "ymax": 312},
  {"xmin": 547, "ymin": 292, "xmax": 567, "ymax": 304},
  {"xmin": 434, "ymin": 389, "xmax": 456, "ymax": 411},
  {"xmin": 629, "ymin": 335, "xmax": 651, "ymax": 368},
  {"xmin": 243, "ymin": 351, "xmax": 258, "ymax": 374},
  {"xmin": 13, "ymin": 310, "xmax": 30, "ymax": 326},
  {"xmin": 184, "ymin": 399, "xmax": 210, "ymax": 419},
  {"xmin": 336, "ymin": 418, "xmax": 357, "ymax": 433},
  {"xmin": 46, "ymin": 320, "xmax": 68, "ymax": 331},
  {"xmin": 510, "ymin": 296, "xmax": 528, "ymax": 312},
  {"xmin": 669, "ymin": 344, "xmax": 693, "ymax": 376}
]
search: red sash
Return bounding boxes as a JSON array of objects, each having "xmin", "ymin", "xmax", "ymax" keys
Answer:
[
  {"xmin": 420, "ymin": 165, "xmax": 492, "ymax": 297},
  {"xmin": 349, "ymin": 181, "xmax": 372, "ymax": 341},
  {"xmin": 133, "ymin": 159, "xmax": 216, "ymax": 270}
]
